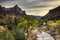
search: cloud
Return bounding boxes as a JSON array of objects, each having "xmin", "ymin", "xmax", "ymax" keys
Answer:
[
  {"xmin": 0, "ymin": 0, "xmax": 60, "ymax": 9},
  {"xmin": 0, "ymin": 0, "xmax": 60, "ymax": 16},
  {"xmin": 0, "ymin": 0, "xmax": 60, "ymax": 7}
]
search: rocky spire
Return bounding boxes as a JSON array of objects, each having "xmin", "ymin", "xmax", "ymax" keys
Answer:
[
  {"xmin": 14, "ymin": 5, "xmax": 18, "ymax": 7},
  {"xmin": 14, "ymin": 5, "xmax": 22, "ymax": 11}
]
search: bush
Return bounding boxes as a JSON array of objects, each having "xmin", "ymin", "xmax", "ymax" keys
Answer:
[
  {"xmin": 13, "ymin": 27, "xmax": 25, "ymax": 40},
  {"xmin": 0, "ymin": 29, "xmax": 14, "ymax": 40}
]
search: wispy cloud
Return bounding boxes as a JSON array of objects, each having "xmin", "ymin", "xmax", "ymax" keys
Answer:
[{"xmin": 0, "ymin": 0, "xmax": 60, "ymax": 16}]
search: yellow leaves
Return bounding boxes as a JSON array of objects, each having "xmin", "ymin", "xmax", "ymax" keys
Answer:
[
  {"xmin": 56, "ymin": 20, "xmax": 60, "ymax": 26},
  {"xmin": 56, "ymin": 20, "xmax": 60, "ymax": 24},
  {"xmin": 49, "ymin": 23, "xmax": 57, "ymax": 27},
  {"xmin": 47, "ymin": 20, "xmax": 60, "ymax": 28}
]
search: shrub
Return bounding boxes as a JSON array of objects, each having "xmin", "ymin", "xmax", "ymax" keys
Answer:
[
  {"xmin": 13, "ymin": 27, "xmax": 25, "ymax": 40},
  {"xmin": 0, "ymin": 29, "xmax": 14, "ymax": 40}
]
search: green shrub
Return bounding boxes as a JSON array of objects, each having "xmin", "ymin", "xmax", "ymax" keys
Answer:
[
  {"xmin": 13, "ymin": 27, "xmax": 25, "ymax": 40},
  {"xmin": 0, "ymin": 29, "xmax": 14, "ymax": 40}
]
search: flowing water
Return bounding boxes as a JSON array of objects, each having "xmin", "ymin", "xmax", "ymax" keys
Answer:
[{"xmin": 37, "ymin": 31, "xmax": 55, "ymax": 40}]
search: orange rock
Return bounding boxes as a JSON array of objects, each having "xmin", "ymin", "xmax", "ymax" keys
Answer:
[{"xmin": 0, "ymin": 26, "xmax": 5, "ymax": 32}]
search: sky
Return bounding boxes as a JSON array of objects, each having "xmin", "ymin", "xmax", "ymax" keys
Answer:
[{"xmin": 0, "ymin": 0, "xmax": 60, "ymax": 16}]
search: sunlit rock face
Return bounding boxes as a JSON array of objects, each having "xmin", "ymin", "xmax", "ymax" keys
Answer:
[
  {"xmin": 37, "ymin": 31, "xmax": 55, "ymax": 40},
  {"xmin": 0, "ymin": 26, "xmax": 5, "ymax": 32}
]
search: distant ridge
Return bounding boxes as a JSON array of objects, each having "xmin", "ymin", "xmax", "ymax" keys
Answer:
[
  {"xmin": 28, "ymin": 15, "xmax": 41, "ymax": 19},
  {"xmin": 42, "ymin": 6, "xmax": 60, "ymax": 20}
]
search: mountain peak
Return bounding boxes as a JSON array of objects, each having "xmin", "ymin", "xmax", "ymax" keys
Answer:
[
  {"xmin": 56, "ymin": 6, "xmax": 60, "ymax": 8},
  {"xmin": 14, "ymin": 5, "xmax": 22, "ymax": 11},
  {"xmin": 0, "ymin": 5, "xmax": 26, "ymax": 18},
  {"xmin": 50, "ymin": 6, "xmax": 60, "ymax": 11},
  {"xmin": 0, "ymin": 5, "xmax": 2, "ymax": 7},
  {"xmin": 14, "ymin": 5, "xmax": 18, "ymax": 8},
  {"xmin": 42, "ymin": 6, "xmax": 60, "ymax": 20}
]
